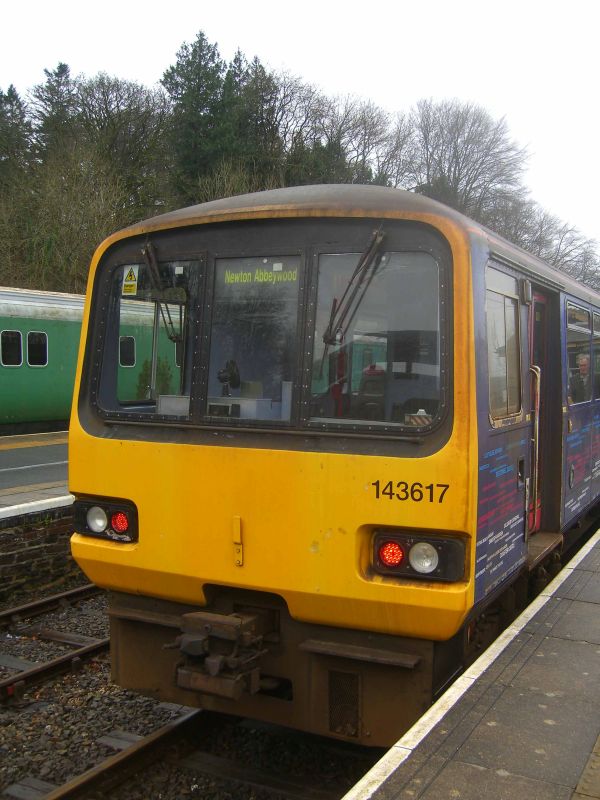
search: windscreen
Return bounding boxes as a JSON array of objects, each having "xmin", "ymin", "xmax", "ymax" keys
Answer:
[
  {"xmin": 100, "ymin": 259, "xmax": 198, "ymax": 417},
  {"xmin": 206, "ymin": 256, "xmax": 300, "ymax": 421},
  {"xmin": 310, "ymin": 251, "xmax": 441, "ymax": 427},
  {"xmin": 91, "ymin": 219, "xmax": 449, "ymax": 437}
]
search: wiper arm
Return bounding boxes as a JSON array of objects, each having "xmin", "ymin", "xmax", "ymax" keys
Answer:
[
  {"xmin": 141, "ymin": 241, "xmax": 182, "ymax": 344},
  {"xmin": 322, "ymin": 225, "xmax": 385, "ymax": 346}
]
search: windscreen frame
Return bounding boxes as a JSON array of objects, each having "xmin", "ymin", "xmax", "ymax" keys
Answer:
[{"xmin": 80, "ymin": 217, "xmax": 453, "ymax": 443}]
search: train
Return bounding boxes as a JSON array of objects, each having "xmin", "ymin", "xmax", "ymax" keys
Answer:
[
  {"xmin": 0, "ymin": 287, "xmax": 182, "ymax": 427},
  {"xmin": 0, "ymin": 287, "xmax": 83, "ymax": 426},
  {"xmin": 69, "ymin": 185, "xmax": 600, "ymax": 747}
]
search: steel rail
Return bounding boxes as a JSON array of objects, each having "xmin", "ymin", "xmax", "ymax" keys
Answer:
[
  {"xmin": 42, "ymin": 710, "xmax": 203, "ymax": 799},
  {"xmin": 0, "ymin": 637, "xmax": 110, "ymax": 701},
  {"xmin": 181, "ymin": 749, "xmax": 344, "ymax": 800},
  {"xmin": 0, "ymin": 583, "xmax": 102, "ymax": 628},
  {"xmin": 32, "ymin": 710, "xmax": 342, "ymax": 800}
]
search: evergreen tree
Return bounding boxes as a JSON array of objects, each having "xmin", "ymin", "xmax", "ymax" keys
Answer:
[
  {"xmin": 30, "ymin": 63, "xmax": 78, "ymax": 156},
  {"xmin": 161, "ymin": 32, "xmax": 227, "ymax": 202},
  {"xmin": 0, "ymin": 85, "xmax": 32, "ymax": 187}
]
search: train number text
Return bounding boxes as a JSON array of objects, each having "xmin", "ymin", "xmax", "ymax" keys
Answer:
[{"xmin": 371, "ymin": 480, "xmax": 450, "ymax": 503}]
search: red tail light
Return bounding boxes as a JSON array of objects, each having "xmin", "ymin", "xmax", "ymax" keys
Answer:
[
  {"xmin": 378, "ymin": 540, "xmax": 405, "ymax": 567},
  {"xmin": 111, "ymin": 511, "xmax": 129, "ymax": 533}
]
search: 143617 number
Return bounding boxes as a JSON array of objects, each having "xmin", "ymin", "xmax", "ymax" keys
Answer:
[{"xmin": 372, "ymin": 480, "xmax": 449, "ymax": 503}]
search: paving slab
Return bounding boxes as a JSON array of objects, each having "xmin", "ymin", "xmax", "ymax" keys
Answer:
[
  {"xmin": 455, "ymin": 685, "xmax": 597, "ymax": 787},
  {"xmin": 551, "ymin": 598, "xmax": 600, "ymax": 644},
  {"xmin": 415, "ymin": 760, "xmax": 571, "ymax": 800},
  {"xmin": 509, "ymin": 635, "xmax": 600, "ymax": 702}
]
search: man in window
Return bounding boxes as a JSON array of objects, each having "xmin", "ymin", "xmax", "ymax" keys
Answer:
[{"xmin": 569, "ymin": 353, "xmax": 591, "ymax": 403}]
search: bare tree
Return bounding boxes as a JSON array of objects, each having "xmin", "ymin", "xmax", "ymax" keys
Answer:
[
  {"xmin": 373, "ymin": 112, "xmax": 414, "ymax": 187},
  {"xmin": 407, "ymin": 99, "xmax": 528, "ymax": 219},
  {"xmin": 75, "ymin": 73, "xmax": 172, "ymax": 214},
  {"xmin": 272, "ymin": 72, "xmax": 325, "ymax": 153}
]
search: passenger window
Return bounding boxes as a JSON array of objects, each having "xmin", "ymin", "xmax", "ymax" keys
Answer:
[
  {"xmin": 27, "ymin": 331, "xmax": 48, "ymax": 367},
  {"xmin": 567, "ymin": 303, "xmax": 591, "ymax": 405},
  {"xmin": 486, "ymin": 268, "xmax": 521, "ymax": 419},
  {"xmin": 1, "ymin": 330, "xmax": 22, "ymax": 366},
  {"xmin": 593, "ymin": 346, "xmax": 600, "ymax": 400},
  {"xmin": 119, "ymin": 336, "xmax": 136, "ymax": 367}
]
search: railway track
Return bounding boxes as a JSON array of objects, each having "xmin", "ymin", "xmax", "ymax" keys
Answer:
[
  {"xmin": 1, "ymin": 584, "xmax": 375, "ymax": 799},
  {"xmin": 4, "ymin": 710, "xmax": 353, "ymax": 800},
  {"xmin": 0, "ymin": 584, "xmax": 109, "ymax": 702}
]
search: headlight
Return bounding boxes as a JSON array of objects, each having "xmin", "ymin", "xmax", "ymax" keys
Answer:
[
  {"xmin": 86, "ymin": 506, "xmax": 108, "ymax": 533},
  {"xmin": 409, "ymin": 542, "xmax": 439, "ymax": 574}
]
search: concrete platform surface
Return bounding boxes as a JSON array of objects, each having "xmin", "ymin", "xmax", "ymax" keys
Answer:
[
  {"xmin": 0, "ymin": 481, "xmax": 72, "ymax": 520},
  {"xmin": 0, "ymin": 431, "xmax": 71, "ymax": 521}
]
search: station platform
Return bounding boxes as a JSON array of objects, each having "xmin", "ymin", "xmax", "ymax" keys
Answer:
[
  {"xmin": 0, "ymin": 431, "xmax": 72, "ymax": 521},
  {"xmin": 344, "ymin": 530, "xmax": 600, "ymax": 800},
  {"xmin": 0, "ymin": 481, "xmax": 72, "ymax": 521}
]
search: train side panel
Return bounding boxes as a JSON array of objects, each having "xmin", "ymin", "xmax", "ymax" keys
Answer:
[{"xmin": 0, "ymin": 313, "xmax": 81, "ymax": 423}]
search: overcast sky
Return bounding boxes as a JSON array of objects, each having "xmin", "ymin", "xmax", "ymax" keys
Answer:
[{"xmin": 3, "ymin": 0, "xmax": 598, "ymax": 242}]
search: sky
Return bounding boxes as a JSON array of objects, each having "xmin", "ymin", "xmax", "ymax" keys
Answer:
[{"xmin": 3, "ymin": 0, "xmax": 598, "ymax": 242}]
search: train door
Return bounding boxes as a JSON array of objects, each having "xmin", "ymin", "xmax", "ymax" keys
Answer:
[
  {"xmin": 528, "ymin": 292, "xmax": 547, "ymax": 533},
  {"xmin": 528, "ymin": 288, "xmax": 562, "ymax": 536},
  {"xmin": 592, "ymin": 313, "xmax": 600, "ymax": 499}
]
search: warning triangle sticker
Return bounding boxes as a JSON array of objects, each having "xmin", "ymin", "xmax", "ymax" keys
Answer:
[{"xmin": 124, "ymin": 267, "xmax": 137, "ymax": 282}]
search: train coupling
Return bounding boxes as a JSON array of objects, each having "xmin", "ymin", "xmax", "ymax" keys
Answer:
[{"xmin": 171, "ymin": 610, "xmax": 269, "ymax": 700}]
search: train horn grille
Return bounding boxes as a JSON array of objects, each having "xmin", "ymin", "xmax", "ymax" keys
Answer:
[{"xmin": 328, "ymin": 670, "xmax": 360, "ymax": 738}]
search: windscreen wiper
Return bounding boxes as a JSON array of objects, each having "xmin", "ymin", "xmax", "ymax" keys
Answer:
[
  {"xmin": 322, "ymin": 225, "xmax": 385, "ymax": 347},
  {"xmin": 141, "ymin": 241, "xmax": 182, "ymax": 345}
]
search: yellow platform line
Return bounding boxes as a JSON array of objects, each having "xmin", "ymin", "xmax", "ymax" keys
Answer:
[
  {"xmin": 0, "ymin": 480, "xmax": 67, "ymax": 497},
  {"xmin": 0, "ymin": 433, "xmax": 68, "ymax": 451}
]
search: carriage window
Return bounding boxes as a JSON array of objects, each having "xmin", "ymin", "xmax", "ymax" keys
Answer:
[
  {"xmin": 27, "ymin": 331, "xmax": 48, "ymax": 366},
  {"xmin": 567, "ymin": 304, "xmax": 592, "ymax": 404},
  {"xmin": 567, "ymin": 304, "xmax": 590, "ymax": 330},
  {"xmin": 593, "ymin": 313, "xmax": 600, "ymax": 400},
  {"xmin": 207, "ymin": 256, "xmax": 300, "ymax": 421},
  {"xmin": 593, "ymin": 345, "xmax": 600, "ymax": 400},
  {"xmin": 486, "ymin": 268, "xmax": 521, "ymax": 419},
  {"xmin": 1, "ymin": 330, "xmax": 22, "ymax": 366},
  {"xmin": 310, "ymin": 252, "xmax": 441, "ymax": 428},
  {"xmin": 119, "ymin": 336, "xmax": 136, "ymax": 367}
]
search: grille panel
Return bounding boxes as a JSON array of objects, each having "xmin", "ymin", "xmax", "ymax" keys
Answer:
[{"xmin": 328, "ymin": 670, "xmax": 359, "ymax": 738}]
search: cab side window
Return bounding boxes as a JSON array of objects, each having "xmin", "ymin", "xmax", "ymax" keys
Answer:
[{"xmin": 486, "ymin": 267, "xmax": 521, "ymax": 420}]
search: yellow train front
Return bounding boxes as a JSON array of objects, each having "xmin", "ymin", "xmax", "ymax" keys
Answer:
[{"xmin": 70, "ymin": 185, "xmax": 479, "ymax": 746}]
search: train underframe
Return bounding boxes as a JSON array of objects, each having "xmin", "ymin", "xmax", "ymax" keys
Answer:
[{"xmin": 109, "ymin": 587, "xmax": 466, "ymax": 748}]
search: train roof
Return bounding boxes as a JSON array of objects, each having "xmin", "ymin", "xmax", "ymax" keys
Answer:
[
  {"xmin": 118, "ymin": 185, "xmax": 600, "ymax": 307},
  {"xmin": 0, "ymin": 286, "xmax": 84, "ymax": 321}
]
